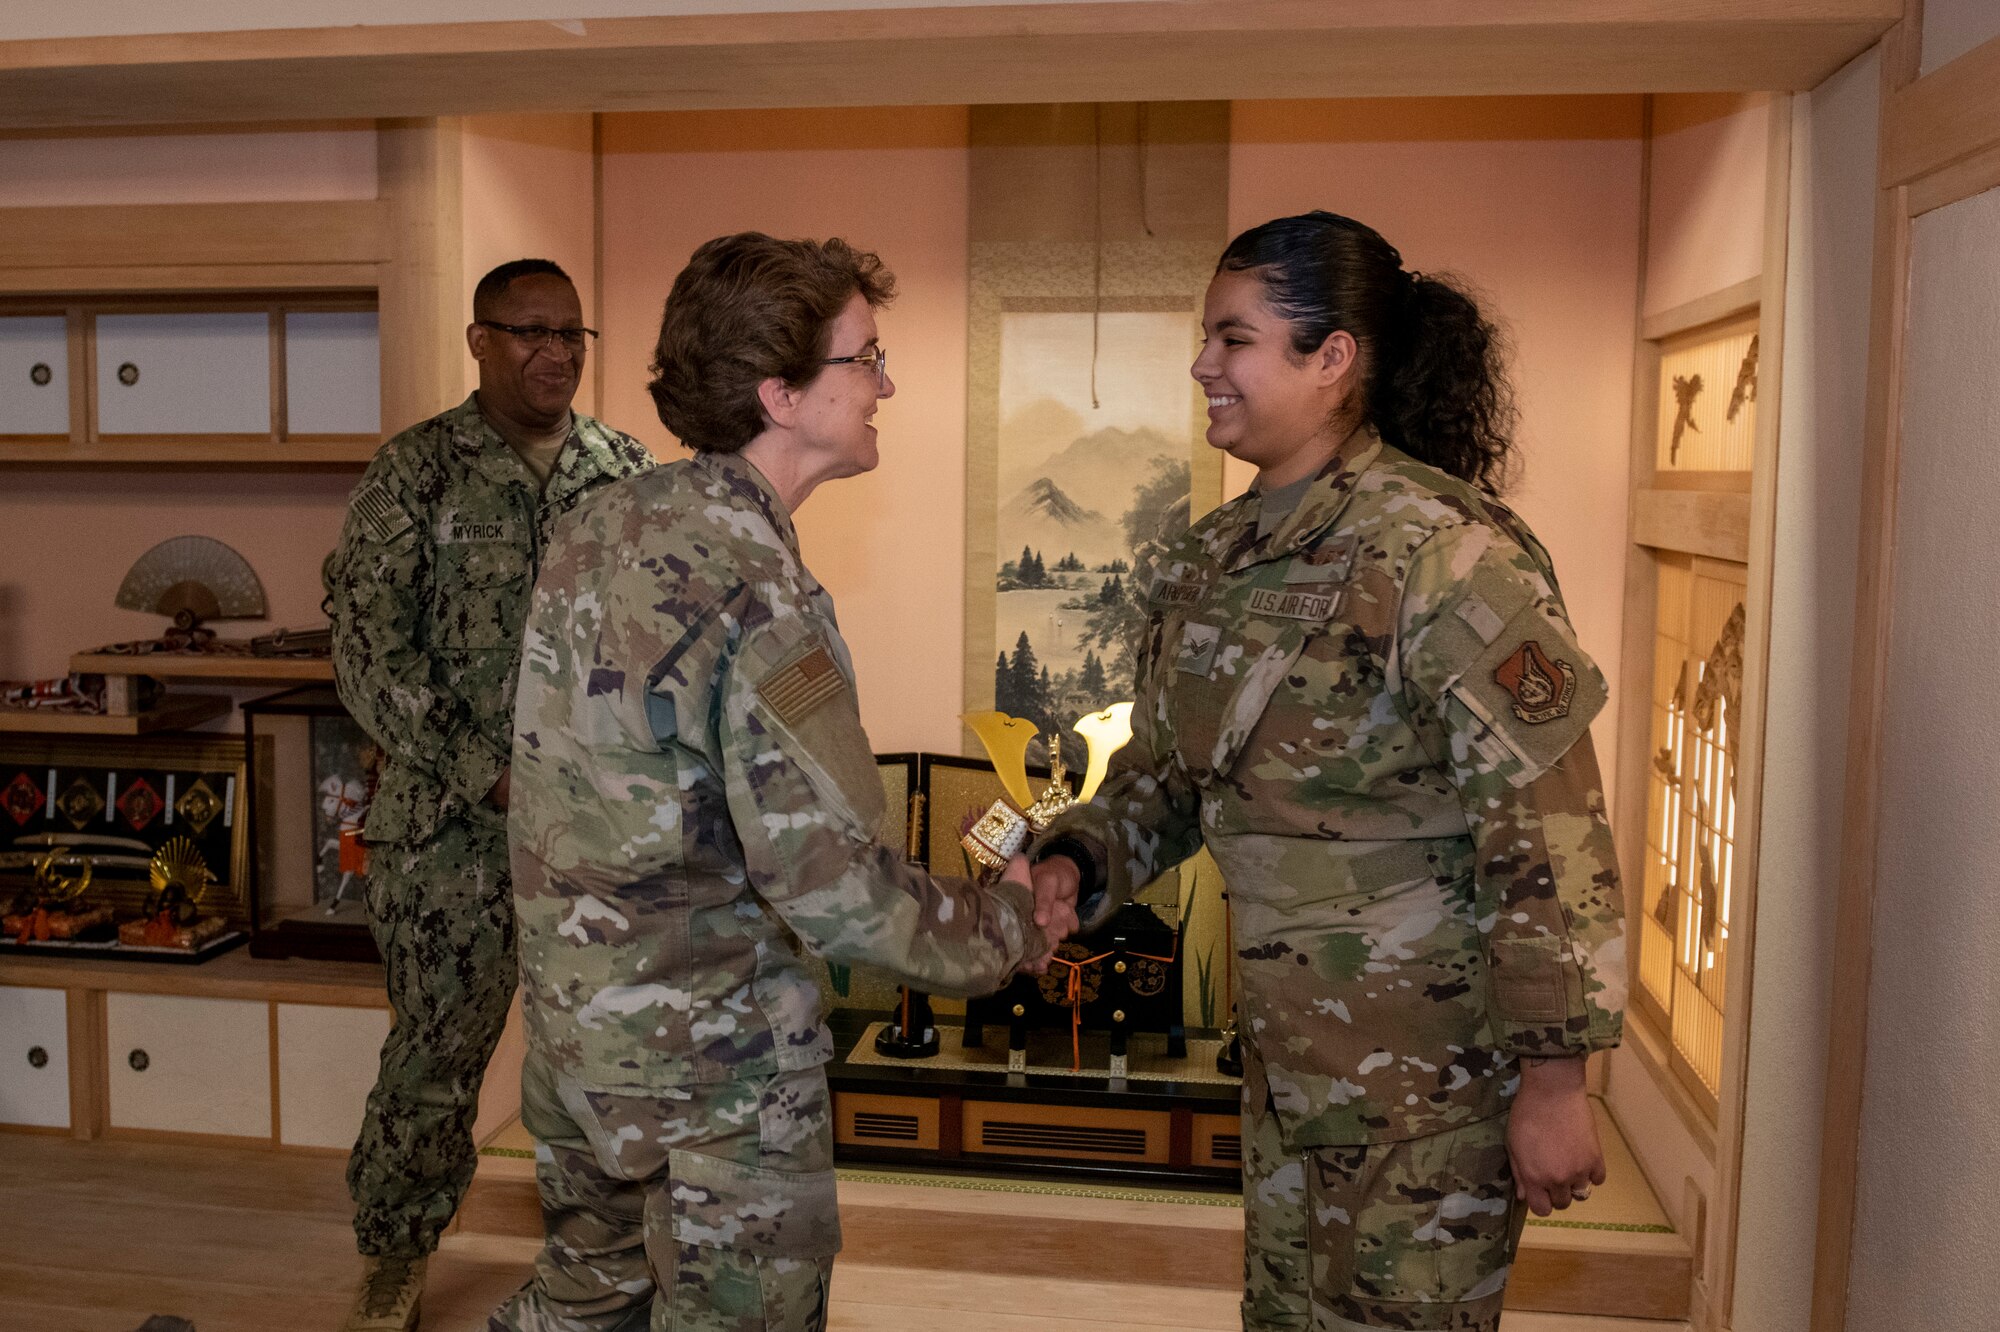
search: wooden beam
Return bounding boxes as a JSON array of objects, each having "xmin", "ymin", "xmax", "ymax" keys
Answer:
[
  {"xmin": 377, "ymin": 117, "xmax": 465, "ymax": 433},
  {"xmin": 1810, "ymin": 9, "xmax": 1921, "ymax": 1331},
  {"xmin": 1631, "ymin": 489, "xmax": 1753, "ymax": 563},
  {"xmin": 1880, "ymin": 29, "xmax": 2000, "ymax": 191},
  {"xmin": 0, "ymin": 201, "xmax": 388, "ymax": 271},
  {"xmin": 0, "ymin": 0, "xmax": 1899, "ymax": 129}
]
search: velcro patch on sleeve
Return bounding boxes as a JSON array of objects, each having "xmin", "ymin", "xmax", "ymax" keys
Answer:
[
  {"xmin": 757, "ymin": 642, "xmax": 847, "ymax": 725},
  {"xmin": 352, "ymin": 481, "xmax": 414, "ymax": 546}
]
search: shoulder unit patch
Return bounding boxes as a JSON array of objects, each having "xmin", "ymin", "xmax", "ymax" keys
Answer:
[{"xmin": 1493, "ymin": 640, "xmax": 1577, "ymax": 724}]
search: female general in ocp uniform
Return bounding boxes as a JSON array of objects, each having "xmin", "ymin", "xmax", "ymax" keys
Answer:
[{"xmin": 1033, "ymin": 212, "xmax": 1627, "ymax": 1331}]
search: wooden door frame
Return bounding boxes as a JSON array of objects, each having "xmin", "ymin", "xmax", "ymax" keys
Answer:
[
  {"xmin": 1610, "ymin": 92, "xmax": 1793, "ymax": 1332},
  {"xmin": 1809, "ymin": 12, "xmax": 2000, "ymax": 1331}
]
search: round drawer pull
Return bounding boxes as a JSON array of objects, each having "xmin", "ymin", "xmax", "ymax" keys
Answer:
[
  {"xmin": 1111, "ymin": 1009, "xmax": 1126, "ymax": 1024},
  {"xmin": 117, "ymin": 362, "xmax": 140, "ymax": 386},
  {"xmin": 27, "ymin": 1046, "xmax": 48, "ymax": 1069},
  {"xmin": 128, "ymin": 1049, "xmax": 150, "ymax": 1072},
  {"xmin": 30, "ymin": 362, "xmax": 51, "ymax": 386}
]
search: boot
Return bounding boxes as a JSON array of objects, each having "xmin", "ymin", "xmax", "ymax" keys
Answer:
[{"xmin": 340, "ymin": 1252, "xmax": 426, "ymax": 1331}]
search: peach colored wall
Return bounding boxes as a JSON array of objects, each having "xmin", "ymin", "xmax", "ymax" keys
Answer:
[
  {"xmin": 597, "ymin": 106, "xmax": 972, "ymax": 754},
  {"xmin": 0, "ymin": 472, "xmax": 353, "ymax": 689},
  {"xmin": 1643, "ymin": 93, "xmax": 1771, "ymax": 320},
  {"xmin": 1229, "ymin": 97, "xmax": 1643, "ymax": 813},
  {"xmin": 459, "ymin": 113, "xmax": 600, "ymax": 417},
  {"xmin": 0, "ymin": 124, "xmax": 377, "ymax": 206}
]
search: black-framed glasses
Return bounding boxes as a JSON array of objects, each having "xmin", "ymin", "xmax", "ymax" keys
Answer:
[
  {"xmin": 478, "ymin": 320, "xmax": 598, "ymax": 352},
  {"xmin": 821, "ymin": 345, "xmax": 888, "ymax": 388}
]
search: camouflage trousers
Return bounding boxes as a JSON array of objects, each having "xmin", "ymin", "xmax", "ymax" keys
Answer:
[
  {"xmin": 1242, "ymin": 1092, "xmax": 1526, "ymax": 1331},
  {"xmin": 487, "ymin": 1050, "xmax": 841, "ymax": 1332},
  {"xmin": 348, "ymin": 815, "xmax": 517, "ymax": 1258}
]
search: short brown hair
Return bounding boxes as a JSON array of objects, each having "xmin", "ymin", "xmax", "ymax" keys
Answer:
[{"xmin": 647, "ymin": 233, "xmax": 896, "ymax": 454}]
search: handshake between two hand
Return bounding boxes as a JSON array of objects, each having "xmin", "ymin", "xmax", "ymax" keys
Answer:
[{"xmin": 999, "ymin": 853, "xmax": 1081, "ymax": 976}]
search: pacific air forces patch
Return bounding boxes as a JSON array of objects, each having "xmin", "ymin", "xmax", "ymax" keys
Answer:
[{"xmin": 1493, "ymin": 639, "xmax": 1577, "ymax": 723}]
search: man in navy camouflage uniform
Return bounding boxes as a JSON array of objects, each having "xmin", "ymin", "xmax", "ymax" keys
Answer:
[{"xmin": 326, "ymin": 259, "xmax": 654, "ymax": 1332}]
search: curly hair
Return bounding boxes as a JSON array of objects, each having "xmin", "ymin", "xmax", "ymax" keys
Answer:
[
  {"xmin": 1216, "ymin": 211, "xmax": 1517, "ymax": 493},
  {"xmin": 647, "ymin": 233, "xmax": 895, "ymax": 454}
]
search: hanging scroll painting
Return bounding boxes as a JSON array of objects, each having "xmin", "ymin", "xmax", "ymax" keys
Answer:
[{"xmin": 962, "ymin": 102, "xmax": 1232, "ymax": 1031}]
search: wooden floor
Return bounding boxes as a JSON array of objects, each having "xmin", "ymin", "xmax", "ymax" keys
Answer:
[{"xmin": 0, "ymin": 1134, "xmax": 1688, "ymax": 1332}]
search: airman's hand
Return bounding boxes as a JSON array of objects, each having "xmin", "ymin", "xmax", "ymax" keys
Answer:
[{"xmin": 1506, "ymin": 1055, "xmax": 1607, "ymax": 1216}]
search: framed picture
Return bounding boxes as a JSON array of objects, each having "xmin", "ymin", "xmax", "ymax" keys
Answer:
[{"xmin": 0, "ymin": 733, "xmax": 250, "ymax": 929}]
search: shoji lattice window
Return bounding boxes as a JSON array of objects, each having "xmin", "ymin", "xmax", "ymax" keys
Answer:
[{"xmin": 1638, "ymin": 555, "xmax": 1746, "ymax": 1107}]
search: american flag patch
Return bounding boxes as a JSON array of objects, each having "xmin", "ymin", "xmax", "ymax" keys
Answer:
[
  {"xmin": 353, "ymin": 481, "xmax": 414, "ymax": 545},
  {"xmin": 757, "ymin": 643, "xmax": 846, "ymax": 725}
]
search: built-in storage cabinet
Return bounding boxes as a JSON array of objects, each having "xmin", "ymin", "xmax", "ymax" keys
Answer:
[
  {"xmin": 285, "ymin": 311, "xmax": 382, "ymax": 438},
  {"xmin": 0, "ymin": 315, "xmax": 70, "ymax": 438},
  {"xmin": 0, "ymin": 985, "xmax": 71, "ymax": 1130},
  {"xmin": 96, "ymin": 312, "xmax": 272, "ymax": 437},
  {"xmin": 275, "ymin": 1002, "xmax": 389, "ymax": 1149},
  {"xmin": 0, "ymin": 293, "xmax": 381, "ymax": 464},
  {"xmin": 0, "ymin": 958, "xmax": 390, "ymax": 1149},
  {"xmin": 106, "ymin": 992, "xmax": 272, "ymax": 1138}
]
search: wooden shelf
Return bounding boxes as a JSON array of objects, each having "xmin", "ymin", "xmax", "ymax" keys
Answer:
[
  {"xmin": 0, "ymin": 693, "xmax": 231, "ymax": 735},
  {"xmin": 0, "ymin": 440, "xmax": 377, "ymax": 467},
  {"xmin": 0, "ymin": 947, "xmax": 386, "ymax": 1007},
  {"xmin": 70, "ymin": 654, "xmax": 333, "ymax": 686}
]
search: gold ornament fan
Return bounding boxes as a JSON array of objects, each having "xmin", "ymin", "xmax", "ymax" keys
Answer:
[
  {"xmin": 146, "ymin": 837, "xmax": 212, "ymax": 924},
  {"xmin": 116, "ymin": 536, "xmax": 267, "ymax": 631}
]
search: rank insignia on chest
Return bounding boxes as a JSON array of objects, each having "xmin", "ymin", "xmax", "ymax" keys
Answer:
[
  {"xmin": 1247, "ymin": 586, "xmax": 1339, "ymax": 621},
  {"xmin": 1282, "ymin": 538, "xmax": 1356, "ymax": 585},
  {"xmin": 1494, "ymin": 639, "xmax": 1577, "ymax": 723},
  {"xmin": 1174, "ymin": 622, "xmax": 1221, "ymax": 677}
]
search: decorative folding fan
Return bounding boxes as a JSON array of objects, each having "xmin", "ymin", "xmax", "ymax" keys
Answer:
[
  {"xmin": 115, "ymin": 536, "xmax": 266, "ymax": 630},
  {"xmin": 147, "ymin": 836, "xmax": 211, "ymax": 916}
]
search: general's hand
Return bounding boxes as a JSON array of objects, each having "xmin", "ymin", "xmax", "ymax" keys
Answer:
[
  {"xmin": 1001, "ymin": 854, "xmax": 1059, "ymax": 974},
  {"xmin": 1506, "ymin": 1055, "xmax": 1606, "ymax": 1216},
  {"xmin": 487, "ymin": 766, "xmax": 512, "ymax": 811},
  {"xmin": 1028, "ymin": 855, "xmax": 1081, "ymax": 937}
]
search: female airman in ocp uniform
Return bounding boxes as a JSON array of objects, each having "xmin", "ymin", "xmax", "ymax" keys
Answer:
[{"xmin": 1032, "ymin": 211, "xmax": 1626, "ymax": 1331}]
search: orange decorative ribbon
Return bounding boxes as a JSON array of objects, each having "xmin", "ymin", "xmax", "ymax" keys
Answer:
[
  {"xmin": 1046, "ymin": 941, "xmax": 1182, "ymax": 1071},
  {"xmin": 1046, "ymin": 949, "xmax": 1113, "ymax": 1071}
]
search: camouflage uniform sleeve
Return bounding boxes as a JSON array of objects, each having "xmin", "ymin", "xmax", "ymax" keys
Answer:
[
  {"xmin": 1396, "ymin": 523, "xmax": 1626, "ymax": 1058},
  {"xmin": 322, "ymin": 450, "xmax": 509, "ymax": 808},
  {"xmin": 714, "ymin": 603, "xmax": 1048, "ymax": 999},
  {"xmin": 1035, "ymin": 611, "xmax": 1204, "ymax": 933}
]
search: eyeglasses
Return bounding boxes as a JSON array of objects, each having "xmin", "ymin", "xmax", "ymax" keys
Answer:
[
  {"xmin": 821, "ymin": 345, "xmax": 888, "ymax": 388},
  {"xmin": 478, "ymin": 320, "xmax": 599, "ymax": 352}
]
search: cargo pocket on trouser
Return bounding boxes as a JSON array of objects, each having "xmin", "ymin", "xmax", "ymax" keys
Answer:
[
  {"xmin": 665, "ymin": 1149, "xmax": 841, "ymax": 1331},
  {"xmin": 1305, "ymin": 1115, "xmax": 1524, "ymax": 1332}
]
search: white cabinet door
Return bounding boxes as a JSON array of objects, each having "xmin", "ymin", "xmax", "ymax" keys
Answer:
[
  {"xmin": 95, "ymin": 312, "xmax": 271, "ymax": 436},
  {"xmin": 285, "ymin": 311, "xmax": 380, "ymax": 437},
  {"xmin": 275, "ymin": 1002, "xmax": 387, "ymax": 1149},
  {"xmin": 106, "ymin": 992, "xmax": 271, "ymax": 1138},
  {"xmin": 0, "ymin": 315, "xmax": 70, "ymax": 436},
  {"xmin": 0, "ymin": 986, "xmax": 70, "ymax": 1129}
]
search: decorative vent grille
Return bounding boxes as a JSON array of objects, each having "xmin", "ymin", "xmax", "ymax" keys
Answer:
[
  {"xmin": 1208, "ymin": 1134, "xmax": 1242, "ymax": 1164},
  {"xmin": 850, "ymin": 1112, "xmax": 922, "ymax": 1143},
  {"xmin": 976, "ymin": 1119, "xmax": 1151, "ymax": 1157}
]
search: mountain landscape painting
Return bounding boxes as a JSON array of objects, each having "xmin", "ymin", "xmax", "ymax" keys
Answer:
[{"xmin": 991, "ymin": 309, "xmax": 1199, "ymax": 759}]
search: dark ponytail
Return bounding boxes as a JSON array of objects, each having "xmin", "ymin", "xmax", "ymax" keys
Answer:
[{"xmin": 1216, "ymin": 211, "xmax": 1518, "ymax": 494}]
